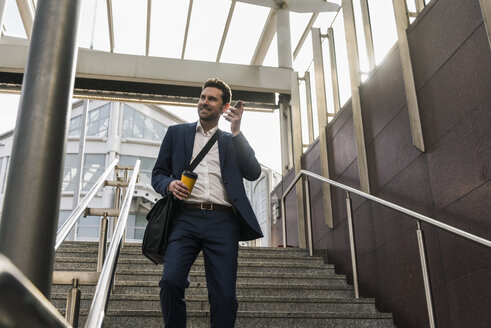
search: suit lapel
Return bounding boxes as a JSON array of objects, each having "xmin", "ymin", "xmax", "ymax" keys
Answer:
[{"xmin": 185, "ymin": 122, "xmax": 197, "ymax": 168}]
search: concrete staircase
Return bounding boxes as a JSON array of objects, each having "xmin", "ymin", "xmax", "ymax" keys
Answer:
[{"xmin": 52, "ymin": 242, "xmax": 395, "ymax": 327}]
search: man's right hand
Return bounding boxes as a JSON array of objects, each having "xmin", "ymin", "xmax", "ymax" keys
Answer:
[{"xmin": 168, "ymin": 180, "xmax": 189, "ymax": 200}]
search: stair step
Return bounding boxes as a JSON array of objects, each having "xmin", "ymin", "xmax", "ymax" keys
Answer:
[
  {"xmin": 114, "ymin": 270, "xmax": 347, "ymax": 285},
  {"xmin": 52, "ymin": 293, "xmax": 378, "ymax": 313},
  {"xmin": 73, "ymin": 310, "xmax": 394, "ymax": 328}
]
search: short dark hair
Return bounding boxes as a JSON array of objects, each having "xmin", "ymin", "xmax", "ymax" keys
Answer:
[{"xmin": 202, "ymin": 78, "xmax": 232, "ymax": 104}]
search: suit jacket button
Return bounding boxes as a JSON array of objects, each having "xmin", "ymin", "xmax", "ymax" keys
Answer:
[{"xmin": 223, "ymin": 179, "xmax": 228, "ymax": 184}]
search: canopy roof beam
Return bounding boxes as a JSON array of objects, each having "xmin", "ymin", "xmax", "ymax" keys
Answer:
[
  {"xmin": 0, "ymin": 43, "xmax": 292, "ymax": 94},
  {"xmin": 15, "ymin": 0, "xmax": 34, "ymax": 38},
  {"xmin": 216, "ymin": 0, "xmax": 236, "ymax": 62},
  {"xmin": 250, "ymin": 9, "xmax": 276, "ymax": 66}
]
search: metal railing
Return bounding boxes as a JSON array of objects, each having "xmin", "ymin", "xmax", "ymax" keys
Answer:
[
  {"xmin": 281, "ymin": 169, "xmax": 491, "ymax": 328},
  {"xmin": 84, "ymin": 160, "xmax": 140, "ymax": 328},
  {"xmin": 55, "ymin": 159, "xmax": 119, "ymax": 251}
]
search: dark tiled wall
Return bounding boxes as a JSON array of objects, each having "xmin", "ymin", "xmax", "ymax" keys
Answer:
[{"xmin": 270, "ymin": 0, "xmax": 490, "ymax": 326}]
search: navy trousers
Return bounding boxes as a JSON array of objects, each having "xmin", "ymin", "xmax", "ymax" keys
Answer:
[{"xmin": 159, "ymin": 208, "xmax": 240, "ymax": 328}]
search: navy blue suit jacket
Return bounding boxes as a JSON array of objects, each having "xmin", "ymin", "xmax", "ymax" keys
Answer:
[{"xmin": 151, "ymin": 122, "xmax": 263, "ymax": 241}]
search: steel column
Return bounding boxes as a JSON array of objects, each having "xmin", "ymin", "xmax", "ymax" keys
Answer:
[
  {"xmin": 303, "ymin": 71, "xmax": 315, "ymax": 144},
  {"xmin": 145, "ymin": 0, "xmax": 152, "ymax": 56},
  {"xmin": 311, "ymin": 27, "xmax": 334, "ymax": 228},
  {"xmin": 342, "ymin": 0, "xmax": 371, "ymax": 193},
  {"xmin": 480, "ymin": 0, "xmax": 491, "ymax": 49},
  {"xmin": 0, "ymin": 0, "xmax": 7, "ymax": 34},
  {"xmin": 276, "ymin": 8, "xmax": 293, "ymax": 69},
  {"xmin": 327, "ymin": 28, "xmax": 341, "ymax": 114},
  {"xmin": 0, "ymin": 0, "xmax": 82, "ymax": 297},
  {"xmin": 392, "ymin": 0, "xmax": 425, "ymax": 152},
  {"xmin": 415, "ymin": 0, "xmax": 425, "ymax": 13},
  {"xmin": 291, "ymin": 71, "xmax": 306, "ymax": 248},
  {"xmin": 276, "ymin": 6, "xmax": 294, "ymax": 174}
]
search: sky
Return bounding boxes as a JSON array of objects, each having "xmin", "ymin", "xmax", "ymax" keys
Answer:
[{"xmin": 0, "ymin": 0, "xmax": 407, "ymax": 173}]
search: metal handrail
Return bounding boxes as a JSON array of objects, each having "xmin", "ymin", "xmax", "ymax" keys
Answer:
[
  {"xmin": 0, "ymin": 254, "xmax": 71, "ymax": 328},
  {"xmin": 280, "ymin": 169, "xmax": 491, "ymax": 328},
  {"xmin": 281, "ymin": 169, "xmax": 491, "ymax": 249},
  {"xmin": 84, "ymin": 160, "xmax": 140, "ymax": 328},
  {"xmin": 55, "ymin": 159, "xmax": 119, "ymax": 251}
]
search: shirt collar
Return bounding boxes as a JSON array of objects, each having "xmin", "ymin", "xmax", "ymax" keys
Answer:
[{"xmin": 196, "ymin": 120, "xmax": 219, "ymax": 136}]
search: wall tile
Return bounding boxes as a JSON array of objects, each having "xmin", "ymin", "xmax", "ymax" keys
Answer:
[
  {"xmin": 353, "ymin": 201, "xmax": 376, "ymax": 256},
  {"xmin": 326, "ymin": 102, "xmax": 352, "ymax": 142},
  {"xmin": 360, "ymin": 49, "xmax": 406, "ymax": 144},
  {"xmin": 357, "ymin": 251, "xmax": 379, "ymax": 299},
  {"xmin": 367, "ymin": 107, "xmax": 421, "ymax": 193},
  {"xmin": 418, "ymin": 25, "xmax": 491, "ymax": 148},
  {"xmin": 446, "ymin": 269, "xmax": 491, "ymax": 328},
  {"xmin": 426, "ymin": 103, "xmax": 490, "ymax": 211},
  {"xmin": 408, "ymin": 0, "xmax": 484, "ymax": 89},
  {"xmin": 328, "ymin": 116, "xmax": 358, "ymax": 179},
  {"xmin": 376, "ymin": 230, "xmax": 424, "ymax": 303}
]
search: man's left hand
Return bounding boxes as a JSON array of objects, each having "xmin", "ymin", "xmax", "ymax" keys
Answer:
[{"xmin": 224, "ymin": 101, "xmax": 244, "ymax": 136}]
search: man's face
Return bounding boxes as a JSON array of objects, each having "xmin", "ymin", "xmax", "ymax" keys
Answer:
[{"xmin": 197, "ymin": 87, "xmax": 228, "ymax": 122}]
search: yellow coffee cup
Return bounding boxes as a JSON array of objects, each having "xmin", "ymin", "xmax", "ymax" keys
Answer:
[{"xmin": 180, "ymin": 170, "xmax": 198, "ymax": 197}]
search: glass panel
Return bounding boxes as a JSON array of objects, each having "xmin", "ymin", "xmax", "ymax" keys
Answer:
[
  {"xmin": 367, "ymin": 0, "xmax": 397, "ymax": 65},
  {"xmin": 87, "ymin": 103, "xmax": 110, "ymax": 137},
  {"xmin": 82, "ymin": 154, "xmax": 106, "ymax": 191},
  {"xmin": 126, "ymin": 213, "xmax": 147, "ymax": 241},
  {"xmin": 220, "ymin": 2, "xmax": 270, "ymax": 65},
  {"xmin": 353, "ymin": 0, "xmax": 370, "ymax": 76},
  {"xmin": 0, "ymin": 158, "xmax": 4, "ymax": 194},
  {"xmin": 290, "ymin": 12, "xmax": 313, "ymax": 52},
  {"xmin": 149, "ymin": 0, "xmax": 188, "ymax": 58},
  {"xmin": 262, "ymin": 35, "xmax": 278, "ymax": 67},
  {"xmin": 185, "ymin": 0, "xmax": 230, "ymax": 62},
  {"xmin": 112, "ymin": 0, "xmax": 147, "ymax": 55},
  {"xmin": 69, "ymin": 115, "xmax": 82, "ymax": 137},
  {"xmin": 120, "ymin": 155, "xmax": 155, "ymax": 185},
  {"xmin": 62, "ymin": 154, "xmax": 78, "ymax": 192},
  {"xmin": 58, "ymin": 210, "xmax": 71, "ymax": 229},
  {"xmin": 3, "ymin": 0, "xmax": 27, "ymax": 38},
  {"xmin": 331, "ymin": 9, "xmax": 351, "ymax": 107},
  {"xmin": 122, "ymin": 105, "xmax": 167, "ymax": 141},
  {"xmin": 77, "ymin": 0, "xmax": 110, "ymax": 51}
]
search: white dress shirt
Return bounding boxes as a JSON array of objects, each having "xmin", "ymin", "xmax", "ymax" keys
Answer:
[{"xmin": 185, "ymin": 121, "xmax": 231, "ymax": 206}]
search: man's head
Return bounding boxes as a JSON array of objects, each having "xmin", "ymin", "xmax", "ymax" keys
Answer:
[
  {"xmin": 197, "ymin": 78, "xmax": 232, "ymax": 125},
  {"xmin": 202, "ymin": 78, "xmax": 232, "ymax": 105}
]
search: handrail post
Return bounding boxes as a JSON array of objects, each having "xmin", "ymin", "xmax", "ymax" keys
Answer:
[
  {"xmin": 304, "ymin": 176, "xmax": 314, "ymax": 256},
  {"xmin": 65, "ymin": 278, "xmax": 81, "ymax": 328},
  {"xmin": 281, "ymin": 196, "xmax": 287, "ymax": 248},
  {"xmin": 97, "ymin": 213, "xmax": 109, "ymax": 273},
  {"xmin": 416, "ymin": 221, "xmax": 436, "ymax": 328},
  {"xmin": 346, "ymin": 192, "xmax": 359, "ymax": 298}
]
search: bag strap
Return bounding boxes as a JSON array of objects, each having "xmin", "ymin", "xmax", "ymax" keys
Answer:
[{"xmin": 186, "ymin": 129, "xmax": 221, "ymax": 172}]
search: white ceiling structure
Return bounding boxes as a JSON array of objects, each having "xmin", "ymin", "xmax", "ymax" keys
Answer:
[{"xmin": 0, "ymin": 1, "xmax": 342, "ymax": 98}]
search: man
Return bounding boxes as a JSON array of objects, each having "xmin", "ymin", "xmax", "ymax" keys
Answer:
[{"xmin": 151, "ymin": 78, "xmax": 263, "ymax": 327}]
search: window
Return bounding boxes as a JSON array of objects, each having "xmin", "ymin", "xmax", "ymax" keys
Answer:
[
  {"xmin": 119, "ymin": 155, "xmax": 156, "ymax": 185},
  {"xmin": 122, "ymin": 105, "xmax": 167, "ymax": 141},
  {"xmin": 69, "ymin": 103, "xmax": 110, "ymax": 138},
  {"xmin": 62, "ymin": 154, "xmax": 106, "ymax": 192},
  {"xmin": 76, "ymin": 215, "xmax": 101, "ymax": 241},
  {"xmin": 126, "ymin": 213, "xmax": 147, "ymax": 241},
  {"xmin": 0, "ymin": 157, "xmax": 7, "ymax": 194}
]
